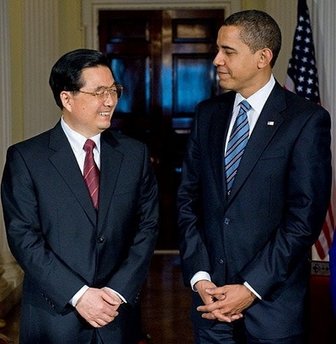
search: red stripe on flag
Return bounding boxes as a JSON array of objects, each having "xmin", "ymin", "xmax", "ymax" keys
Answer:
[{"xmin": 315, "ymin": 205, "xmax": 335, "ymax": 259}]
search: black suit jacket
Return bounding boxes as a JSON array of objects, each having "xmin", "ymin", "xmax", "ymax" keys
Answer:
[
  {"xmin": 1, "ymin": 122, "xmax": 159, "ymax": 343},
  {"xmin": 177, "ymin": 82, "xmax": 332, "ymax": 338}
]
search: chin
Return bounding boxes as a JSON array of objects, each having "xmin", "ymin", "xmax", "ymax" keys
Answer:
[
  {"xmin": 100, "ymin": 123, "xmax": 111, "ymax": 130},
  {"xmin": 97, "ymin": 120, "xmax": 111, "ymax": 130},
  {"xmin": 219, "ymin": 80, "xmax": 235, "ymax": 91},
  {"xmin": 100, "ymin": 115, "xmax": 112, "ymax": 123}
]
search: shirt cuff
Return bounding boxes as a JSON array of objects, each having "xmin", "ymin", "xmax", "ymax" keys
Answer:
[
  {"xmin": 190, "ymin": 271, "xmax": 211, "ymax": 292},
  {"xmin": 104, "ymin": 287, "xmax": 127, "ymax": 303},
  {"xmin": 69, "ymin": 285, "xmax": 127, "ymax": 307},
  {"xmin": 69, "ymin": 285, "xmax": 89, "ymax": 307},
  {"xmin": 244, "ymin": 281, "xmax": 262, "ymax": 300}
]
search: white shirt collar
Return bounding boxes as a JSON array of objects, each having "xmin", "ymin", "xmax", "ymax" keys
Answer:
[
  {"xmin": 234, "ymin": 74, "xmax": 276, "ymax": 114},
  {"xmin": 61, "ymin": 117, "xmax": 101, "ymax": 154}
]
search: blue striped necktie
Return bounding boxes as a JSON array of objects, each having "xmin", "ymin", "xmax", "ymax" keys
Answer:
[{"xmin": 224, "ymin": 100, "xmax": 251, "ymax": 194}]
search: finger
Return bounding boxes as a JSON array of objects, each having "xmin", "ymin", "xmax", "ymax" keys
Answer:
[
  {"xmin": 101, "ymin": 291, "xmax": 121, "ymax": 306},
  {"xmin": 102, "ymin": 312, "xmax": 118, "ymax": 324},
  {"xmin": 95, "ymin": 319, "xmax": 108, "ymax": 327},
  {"xmin": 102, "ymin": 310, "xmax": 119, "ymax": 322},
  {"xmin": 205, "ymin": 287, "xmax": 226, "ymax": 295},
  {"xmin": 211, "ymin": 293, "xmax": 226, "ymax": 301},
  {"xmin": 197, "ymin": 300, "xmax": 225, "ymax": 312},
  {"xmin": 89, "ymin": 311, "xmax": 119, "ymax": 327},
  {"xmin": 217, "ymin": 311, "xmax": 244, "ymax": 322},
  {"xmin": 202, "ymin": 295, "xmax": 216, "ymax": 305},
  {"xmin": 212, "ymin": 310, "xmax": 234, "ymax": 323},
  {"xmin": 102, "ymin": 288, "xmax": 123, "ymax": 305},
  {"xmin": 201, "ymin": 310, "xmax": 232, "ymax": 323},
  {"xmin": 230, "ymin": 313, "xmax": 243, "ymax": 321},
  {"xmin": 88, "ymin": 320, "xmax": 103, "ymax": 328},
  {"xmin": 201, "ymin": 312, "xmax": 217, "ymax": 320},
  {"xmin": 197, "ymin": 305, "xmax": 209, "ymax": 312}
]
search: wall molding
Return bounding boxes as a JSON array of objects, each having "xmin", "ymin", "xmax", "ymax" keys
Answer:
[
  {"xmin": 23, "ymin": 0, "xmax": 60, "ymax": 139},
  {"xmin": 0, "ymin": 0, "xmax": 23, "ymax": 319},
  {"xmin": 82, "ymin": 0, "xmax": 241, "ymax": 49}
]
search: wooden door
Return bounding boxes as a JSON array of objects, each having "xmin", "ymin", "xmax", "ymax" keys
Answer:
[{"xmin": 98, "ymin": 9, "xmax": 224, "ymax": 249}]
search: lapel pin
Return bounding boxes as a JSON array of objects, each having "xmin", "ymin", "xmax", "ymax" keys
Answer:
[{"xmin": 267, "ymin": 121, "xmax": 275, "ymax": 126}]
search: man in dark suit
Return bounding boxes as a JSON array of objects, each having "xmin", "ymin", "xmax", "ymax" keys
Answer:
[
  {"xmin": 177, "ymin": 10, "xmax": 331, "ymax": 343},
  {"xmin": 1, "ymin": 49, "xmax": 158, "ymax": 343}
]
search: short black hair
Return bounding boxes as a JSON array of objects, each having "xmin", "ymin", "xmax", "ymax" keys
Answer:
[
  {"xmin": 223, "ymin": 10, "xmax": 282, "ymax": 67},
  {"xmin": 49, "ymin": 49, "xmax": 112, "ymax": 109}
]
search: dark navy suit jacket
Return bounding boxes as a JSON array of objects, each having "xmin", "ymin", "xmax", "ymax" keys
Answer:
[
  {"xmin": 178, "ymin": 82, "xmax": 331, "ymax": 338},
  {"xmin": 1, "ymin": 122, "xmax": 159, "ymax": 343},
  {"xmin": 330, "ymin": 236, "xmax": 336, "ymax": 315}
]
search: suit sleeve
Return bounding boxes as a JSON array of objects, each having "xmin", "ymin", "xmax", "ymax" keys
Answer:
[
  {"xmin": 177, "ymin": 109, "xmax": 212, "ymax": 286},
  {"xmin": 1, "ymin": 146, "xmax": 86, "ymax": 313},
  {"xmin": 240, "ymin": 107, "xmax": 332, "ymax": 298}
]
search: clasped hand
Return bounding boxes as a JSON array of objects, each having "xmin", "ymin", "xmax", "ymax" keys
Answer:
[
  {"xmin": 75, "ymin": 287, "xmax": 122, "ymax": 328},
  {"xmin": 195, "ymin": 281, "xmax": 256, "ymax": 323}
]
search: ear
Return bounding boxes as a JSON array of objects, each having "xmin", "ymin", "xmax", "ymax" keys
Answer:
[
  {"xmin": 60, "ymin": 91, "xmax": 73, "ymax": 112},
  {"xmin": 257, "ymin": 48, "xmax": 273, "ymax": 69}
]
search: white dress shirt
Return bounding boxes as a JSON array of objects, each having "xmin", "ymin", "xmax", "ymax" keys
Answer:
[
  {"xmin": 191, "ymin": 75, "xmax": 276, "ymax": 300},
  {"xmin": 61, "ymin": 118, "xmax": 126, "ymax": 306}
]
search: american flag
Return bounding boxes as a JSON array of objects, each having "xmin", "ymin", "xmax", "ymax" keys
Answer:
[{"xmin": 284, "ymin": 0, "xmax": 335, "ymax": 260}]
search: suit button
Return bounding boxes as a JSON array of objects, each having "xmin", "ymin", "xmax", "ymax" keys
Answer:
[
  {"xmin": 224, "ymin": 218, "xmax": 230, "ymax": 225},
  {"xmin": 97, "ymin": 236, "xmax": 105, "ymax": 243},
  {"xmin": 218, "ymin": 258, "xmax": 224, "ymax": 264}
]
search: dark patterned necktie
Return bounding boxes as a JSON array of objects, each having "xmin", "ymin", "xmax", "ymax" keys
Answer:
[
  {"xmin": 224, "ymin": 100, "xmax": 251, "ymax": 194},
  {"xmin": 83, "ymin": 139, "xmax": 100, "ymax": 209}
]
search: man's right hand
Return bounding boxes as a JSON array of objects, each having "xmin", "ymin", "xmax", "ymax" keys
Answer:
[
  {"xmin": 75, "ymin": 287, "xmax": 121, "ymax": 328},
  {"xmin": 195, "ymin": 280, "xmax": 218, "ymax": 306},
  {"xmin": 195, "ymin": 280, "xmax": 243, "ymax": 323}
]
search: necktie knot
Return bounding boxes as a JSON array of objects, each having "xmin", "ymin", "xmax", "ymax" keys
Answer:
[
  {"xmin": 83, "ymin": 139, "xmax": 96, "ymax": 153},
  {"xmin": 240, "ymin": 100, "xmax": 251, "ymax": 113}
]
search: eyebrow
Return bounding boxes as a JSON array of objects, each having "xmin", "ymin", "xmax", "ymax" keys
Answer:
[
  {"xmin": 219, "ymin": 45, "xmax": 236, "ymax": 51},
  {"xmin": 94, "ymin": 84, "xmax": 116, "ymax": 91}
]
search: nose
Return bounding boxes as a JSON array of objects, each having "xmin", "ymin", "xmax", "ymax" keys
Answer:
[
  {"xmin": 104, "ymin": 92, "xmax": 117, "ymax": 107},
  {"xmin": 213, "ymin": 51, "xmax": 223, "ymax": 67}
]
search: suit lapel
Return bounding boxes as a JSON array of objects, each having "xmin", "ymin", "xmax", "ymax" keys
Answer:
[
  {"xmin": 227, "ymin": 84, "xmax": 287, "ymax": 202},
  {"xmin": 97, "ymin": 131, "xmax": 123, "ymax": 227},
  {"xmin": 48, "ymin": 122, "xmax": 97, "ymax": 225},
  {"xmin": 210, "ymin": 92, "xmax": 235, "ymax": 201}
]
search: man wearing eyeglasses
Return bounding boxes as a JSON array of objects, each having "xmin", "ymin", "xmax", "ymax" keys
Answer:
[{"xmin": 1, "ymin": 49, "xmax": 159, "ymax": 344}]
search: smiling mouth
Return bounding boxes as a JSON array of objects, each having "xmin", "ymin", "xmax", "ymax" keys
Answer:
[{"xmin": 99, "ymin": 112, "xmax": 111, "ymax": 117}]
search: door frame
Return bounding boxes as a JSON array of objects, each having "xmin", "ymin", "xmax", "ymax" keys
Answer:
[{"xmin": 82, "ymin": 0, "xmax": 241, "ymax": 49}]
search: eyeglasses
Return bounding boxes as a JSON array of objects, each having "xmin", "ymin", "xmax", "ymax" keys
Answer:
[{"xmin": 77, "ymin": 83, "xmax": 123, "ymax": 101}]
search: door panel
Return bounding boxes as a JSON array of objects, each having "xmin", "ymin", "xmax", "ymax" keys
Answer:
[
  {"xmin": 98, "ymin": 9, "xmax": 224, "ymax": 249},
  {"xmin": 173, "ymin": 54, "xmax": 215, "ymax": 114},
  {"xmin": 111, "ymin": 57, "xmax": 150, "ymax": 114}
]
